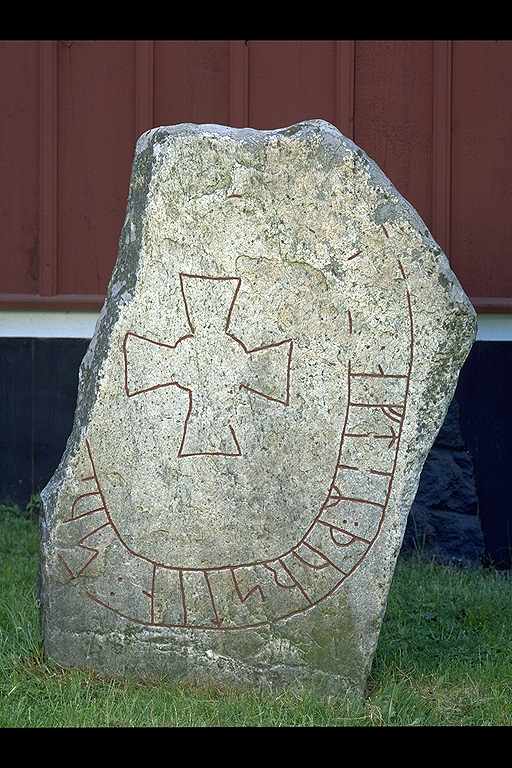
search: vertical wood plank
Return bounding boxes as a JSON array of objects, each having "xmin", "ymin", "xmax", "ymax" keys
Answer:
[
  {"xmin": 432, "ymin": 40, "xmax": 453, "ymax": 256},
  {"xmin": 154, "ymin": 42, "xmax": 230, "ymax": 127},
  {"xmin": 135, "ymin": 40, "xmax": 154, "ymax": 138},
  {"xmin": 355, "ymin": 41, "xmax": 434, "ymax": 229},
  {"xmin": 248, "ymin": 41, "xmax": 337, "ymax": 129},
  {"xmin": 335, "ymin": 41, "xmax": 355, "ymax": 139},
  {"xmin": 450, "ymin": 41, "xmax": 512, "ymax": 304},
  {"xmin": 58, "ymin": 41, "xmax": 136, "ymax": 295},
  {"xmin": 39, "ymin": 40, "xmax": 58, "ymax": 296},
  {"xmin": 229, "ymin": 40, "xmax": 249, "ymax": 127},
  {"xmin": 0, "ymin": 41, "xmax": 39, "ymax": 295}
]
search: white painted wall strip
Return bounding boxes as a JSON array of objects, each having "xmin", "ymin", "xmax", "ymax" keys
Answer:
[
  {"xmin": 0, "ymin": 311, "xmax": 99, "ymax": 339},
  {"xmin": 0, "ymin": 311, "xmax": 512, "ymax": 341},
  {"xmin": 475, "ymin": 314, "xmax": 512, "ymax": 341}
]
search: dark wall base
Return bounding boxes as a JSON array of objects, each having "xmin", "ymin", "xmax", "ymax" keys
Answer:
[
  {"xmin": 402, "ymin": 397, "xmax": 484, "ymax": 567},
  {"xmin": 456, "ymin": 342, "xmax": 512, "ymax": 569},
  {"xmin": 0, "ymin": 338, "xmax": 509, "ymax": 569},
  {"xmin": 0, "ymin": 338, "xmax": 89, "ymax": 506}
]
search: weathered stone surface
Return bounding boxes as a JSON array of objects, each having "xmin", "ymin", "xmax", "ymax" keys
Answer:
[{"xmin": 40, "ymin": 120, "xmax": 476, "ymax": 698}]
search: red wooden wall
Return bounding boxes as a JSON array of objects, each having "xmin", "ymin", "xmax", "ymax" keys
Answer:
[{"xmin": 1, "ymin": 40, "xmax": 511, "ymax": 312}]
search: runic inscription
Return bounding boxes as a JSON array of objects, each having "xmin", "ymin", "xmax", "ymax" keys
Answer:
[
  {"xmin": 56, "ymin": 259, "xmax": 414, "ymax": 631},
  {"xmin": 123, "ymin": 274, "xmax": 293, "ymax": 457}
]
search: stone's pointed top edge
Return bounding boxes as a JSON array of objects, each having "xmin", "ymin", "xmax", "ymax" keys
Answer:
[
  {"xmin": 131, "ymin": 119, "xmax": 476, "ymax": 333},
  {"xmin": 135, "ymin": 119, "xmax": 348, "ymax": 154}
]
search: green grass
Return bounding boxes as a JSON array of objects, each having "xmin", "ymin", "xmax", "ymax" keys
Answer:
[{"xmin": 1, "ymin": 504, "xmax": 511, "ymax": 727}]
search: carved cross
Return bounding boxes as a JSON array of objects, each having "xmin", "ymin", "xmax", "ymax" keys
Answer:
[{"xmin": 123, "ymin": 273, "xmax": 293, "ymax": 457}]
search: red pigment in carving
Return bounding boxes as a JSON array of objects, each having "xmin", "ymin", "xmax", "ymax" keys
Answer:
[
  {"xmin": 60, "ymin": 258, "xmax": 414, "ymax": 630},
  {"xmin": 123, "ymin": 274, "xmax": 293, "ymax": 458}
]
